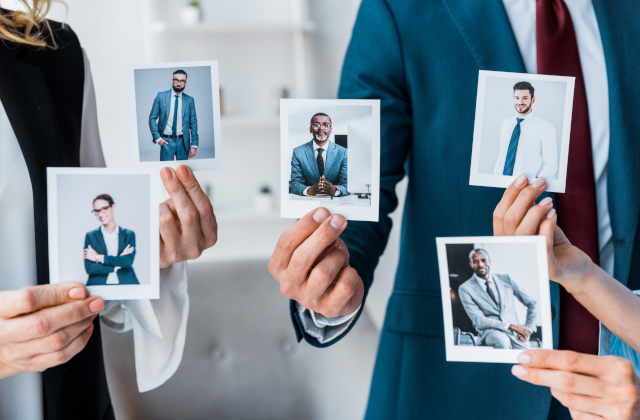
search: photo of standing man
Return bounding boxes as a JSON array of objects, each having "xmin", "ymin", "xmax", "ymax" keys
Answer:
[
  {"xmin": 493, "ymin": 81, "xmax": 558, "ymax": 179},
  {"xmin": 149, "ymin": 70, "xmax": 199, "ymax": 161}
]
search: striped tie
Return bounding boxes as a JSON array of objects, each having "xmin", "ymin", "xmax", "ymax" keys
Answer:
[
  {"xmin": 502, "ymin": 118, "xmax": 524, "ymax": 176},
  {"xmin": 316, "ymin": 148, "xmax": 325, "ymax": 177}
]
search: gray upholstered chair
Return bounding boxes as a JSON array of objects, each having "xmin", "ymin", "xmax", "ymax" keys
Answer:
[{"xmin": 101, "ymin": 259, "xmax": 379, "ymax": 420}]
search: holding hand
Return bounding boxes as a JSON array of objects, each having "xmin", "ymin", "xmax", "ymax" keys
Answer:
[
  {"xmin": 0, "ymin": 283, "xmax": 105, "ymax": 379},
  {"xmin": 268, "ymin": 207, "xmax": 363, "ymax": 318}
]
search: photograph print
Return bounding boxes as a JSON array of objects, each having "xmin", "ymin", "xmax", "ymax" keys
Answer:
[
  {"xmin": 280, "ymin": 99, "xmax": 380, "ymax": 221},
  {"xmin": 436, "ymin": 236, "xmax": 553, "ymax": 363},
  {"xmin": 47, "ymin": 168, "xmax": 160, "ymax": 300},
  {"xmin": 129, "ymin": 60, "xmax": 222, "ymax": 171},
  {"xmin": 469, "ymin": 71, "xmax": 575, "ymax": 192}
]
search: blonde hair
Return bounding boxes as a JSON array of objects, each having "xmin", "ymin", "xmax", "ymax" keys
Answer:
[{"xmin": 0, "ymin": 0, "xmax": 56, "ymax": 48}]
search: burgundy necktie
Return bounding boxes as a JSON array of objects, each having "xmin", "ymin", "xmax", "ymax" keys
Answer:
[{"xmin": 536, "ymin": 0, "xmax": 600, "ymax": 354}]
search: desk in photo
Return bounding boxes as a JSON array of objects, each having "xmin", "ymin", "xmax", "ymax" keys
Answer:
[{"xmin": 288, "ymin": 194, "xmax": 371, "ymax": 208}]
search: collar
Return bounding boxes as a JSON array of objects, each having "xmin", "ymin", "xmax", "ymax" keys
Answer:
[
  {"xmin": 312, "ymin": 140, "xmax": 329, "ymax": 153},
  {"xmin": 474, "ymin": 273, "xmax": 494, "ymax": 285},
  {"xmin": 515, "ymin": 111, "xmax": 535, "ymax": 122},
  {"xmin": 172, "ymin": 90, "xmax": 183, "ymax": 98},
  {"xmin": 101, "ymin": 225, "xmax": 120, "ymax": 236}
]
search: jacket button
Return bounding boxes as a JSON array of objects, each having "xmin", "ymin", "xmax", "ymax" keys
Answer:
[{"xmin": 618, "ymin": 239, "xmax": 626, "ymax": 246}]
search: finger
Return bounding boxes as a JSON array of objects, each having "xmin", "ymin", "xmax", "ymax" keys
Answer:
[
  {"xmin": 160, "ymin": 167, "xmax": 201, "ymax": 240},
  {"xmin": 305, "ymin": 245, "xmax": 350, "ymax": 305},
  {"xmin": 321, "ymin": 266, "xmax": 364, "ymax": 317},
  {"xmin": 511, "ymin": 365, "xmax": 606, "ymax": 398},
  {"xmin": 550, "ymin": 389, "xmax": 607, "ymax": 417},
  {"xmin": 175, "ymin": 166, "xmax": 217, "ymax": 244},
  {"xmin": 514, "ymin": 198, "xmax": 554, "ymax": 236},
  {"xmin": 501, "ymin": 178, "xmax": 547, "ymax": 236},
  {"xmin": 26, "ymin": 322, "xmax": 94, "ymax": 372},
  {"xmin": 288, "ymin": 214, "xmax": 347, "ymax": 276},
  {"xmin": 268, "ymin": 207, "xmax": 332, "ymax": 275},
  {"xmin": 0, "ymin": 297, "xmax": 104, "ymax": 343},
  {"xmin": 159, "ymin": 202, "xmax": 181, "ymax": 251},
  {"xmin": 16, "ymin": 315, "xmax": 97, "ymax": 358},
  {"xmin": 516, "ymin": 350, "xmax": 611, "ymax": 376},
  {"xmin": 494, "ymin": 173, "xmax": 529, "ymax": 236},
  {"xmin": 539, "ymin": 211, "xmax": 559, "ymax": 263},
  {"xmin": 0, "ymin": 283, "xmax": 89, "ymax": 318},
  {"xmin": 568, "ymin": 409, "xmax": 604, "ymax": 420}
]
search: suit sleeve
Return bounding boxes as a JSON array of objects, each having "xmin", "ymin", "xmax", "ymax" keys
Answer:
[
  {"xmin": 103, "ymin": 231, "xmax": 136, "ymax": 268},
  {"xmin": 188, "ymin": 98, "xmax": 198, "ymax": 147},
  {"xmin": 289, "ymin": 0, "xmax": 412, "ymax": 347},
  {"xmin": 509, "ymin": 276, "xmax": 538, "ymax": 332},
  {"xmin": 458, "ymin": 285, "xmax": 510, "ymax": 333},
  {"xmin": 537, "ymin": 124, "xmax": 558, "ymax": 179},
  {"xmin": 84, "ymin": 234, "xmax": 115, "ymax": 275},
  {"xmin": 290, "ymin": 150, "xmax": 308, "ymax": 196},
  {"xmin": 149, "ymin": 95, "xmax": 162, "ymax": 143},
  {"xmin": 336, "ymin": 151, "xmax": 348, "ymax": 195}
]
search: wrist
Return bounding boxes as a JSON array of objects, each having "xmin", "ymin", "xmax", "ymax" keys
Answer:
[{"xmin": 563, "ymin": 258, "xmax": 600, "ymax": 296}]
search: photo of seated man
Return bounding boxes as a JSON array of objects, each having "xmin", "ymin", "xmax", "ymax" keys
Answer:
[
  {"xmin": 493, "ymin": 81, "xmax": 558, "ymax": 179},
  {"xmin": 458, "ymin": 248, "xmax": 538, "ymax": 349},
  {"xmin": 83, "ymin": 194, "xmax": 139, "ymax": 286},
  {"xmin": 149, "ymin": 69, "xmax": 199, "ymax": 161},
  {"xmin": 290, "ymin": 112, "xmax": 348, "ymax": 197}
]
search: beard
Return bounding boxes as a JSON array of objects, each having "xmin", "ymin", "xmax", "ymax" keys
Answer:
[
  {"xmin": 314, "ymin": 133, "xmax": 328, "ymax": 142},
  {"xmin": 173, "ymin": 85, "xmax": 185, "ymax": 93},
  {"xmin": 514, "ymin": 104, "xmax": 531, "ymax": 115}
]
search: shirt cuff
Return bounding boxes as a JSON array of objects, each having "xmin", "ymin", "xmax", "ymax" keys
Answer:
[
  {"xmin": 294, "ymin": 302, "xmax": 360, "ymax": 345},
  {"xmin": 310, "ymin": 306, "xmax": 360, "ymax": 328},
  {"xmin": 303, "ymin": 187, "xmax": 310, "ymax": 196},
  {"xmin": 191, "ymin": 145, "xmax": 198, "ymax": 149}
]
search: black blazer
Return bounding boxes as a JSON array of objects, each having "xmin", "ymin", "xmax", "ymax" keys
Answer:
[{"xmin": 0, "ymin": 17, "xmax": 114, "ymax": 420}]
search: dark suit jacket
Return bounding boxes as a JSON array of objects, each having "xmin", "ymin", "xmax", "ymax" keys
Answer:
[
  {"xmin": 288, "ymin": 1, "xmax": 640, "ymax": 419},
  {"xmin": 149, "ymin": 89, "xmax": 198, "ymax": 152},
  {"xmin": 0, "ymin": 17, "xmax": 114, "ymax": 420},
  {"xmin": 290, "ymin": 140, "xmax": 348, "ymax": 195},
  {"xmin": 84, "ymin": 227, "xmax": 138, "ymax": 286}
]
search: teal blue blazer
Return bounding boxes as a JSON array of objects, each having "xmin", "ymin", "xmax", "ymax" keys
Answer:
[
  {"xmin": 288, "ymin": 1, "xmax": 640, "ymax": 419},
  {"xmin": 84, "ymin": 227, "xmax": 138, "ymax": 286},
  {"xmin": 149, "ymin": 89, "xmax": 198, "ymax": 151},
  {"xmin": 290, "ymin": 140, "xmax": 348, "ymax": 195}
]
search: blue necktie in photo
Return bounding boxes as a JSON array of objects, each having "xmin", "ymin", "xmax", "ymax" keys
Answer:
[
  {"xmin": 171, "ymin": 95, "xmax": 179, "ymax": 138},
  {"xmin": 502, "ymin": 118, "xmax": 524, "ymax": 176}
]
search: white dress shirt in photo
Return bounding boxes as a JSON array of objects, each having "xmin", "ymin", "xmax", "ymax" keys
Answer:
[
  {"xmin": 297, "ymin": 0, "xmax": 613, "ymax": 341},
  {"xmin": 101, "ymin": 225, "xmax": 120, "ymax": 285},
  {"xmin": 162, "ymin": 90, "xmax": 183, "ymax": 137},
  {"xmin": 302, "ymin": 140, "xmax": 342, "ymax": 197},
  {"xmin": 493, "ymin": 112, "xmax": 558, "ymax": 179}
]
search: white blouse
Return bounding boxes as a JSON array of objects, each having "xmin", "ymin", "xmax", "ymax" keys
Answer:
[{"xmin": 0, "ymin": 50, "xmax": 189, "ymax": 419}]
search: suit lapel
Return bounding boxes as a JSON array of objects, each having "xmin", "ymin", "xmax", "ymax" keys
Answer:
[
  {"xmin": 471, "ymin": 278, "xmax": 499, "ymax": 312},
  {"xmin": 325, "ymin": 142, "xmax": 338, "ymax": 177},
  {"xmin": 163, "ymin": 90, "xmax": 171, "ymax": 123},
  {"xmin": 591, "ymin": 0, "xmax": 640, "ymax": 286},
  {"xmin": 117, "ymin": 227, "xmax": 126, "ymax": 254},
  {"xmin": 440, "ymin": 0, "xmax": 526, "ymax": 73},
  {"xmin": 304, "ymin": 141, "xmax": 320, "ymax": 180},
  {"xmin": 94, "ymin": 228, "xmax": 108, "ymax": 255},
  {"xmin": 494, "ymin": 275, "xmax": 508, "ymax": 315}
]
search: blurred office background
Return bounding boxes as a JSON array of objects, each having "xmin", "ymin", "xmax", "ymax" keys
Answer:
[{"xmin": 6, "ymin": 0, "xmax": 409, "ymax": 418}]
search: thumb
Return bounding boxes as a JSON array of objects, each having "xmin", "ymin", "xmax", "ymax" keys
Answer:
[{"xmin": 88, "ymin": 245, "xmax": 93, "ymax": 250}]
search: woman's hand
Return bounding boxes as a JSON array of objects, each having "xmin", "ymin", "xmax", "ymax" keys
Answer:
[
  {"xmin": 512, "ymin": 350, "xmax": 640, "ymax": 420},
  {"xmin": 0, "ymin": 283, "xmax": 105, "ymax": 379},
  {"xmin": 83, "ymin": 245, "xmax": 99, "ymax": 262},
  {"xmin": 493, "ymin": 173, "xmax": 594, "ymax": 289},
  {"xmin": 120, "ymin": 244, "xmax": 134, "ymax": 256}
]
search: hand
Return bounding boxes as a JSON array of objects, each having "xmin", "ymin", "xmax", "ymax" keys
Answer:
[
  {"xmin": 493, "ymin": 173, "xmax": 594, "ymax": 288},
  {"xmin": 512, "ymin": 350, "xmax": 640, "ymax": 419},
  {"xmin": 307, "ymin": 181, "xmax": 322, "ymax": 196},
  {"xmin": 83, "ymin": 245, "xmax": 98, "ymax": 262},
  {"xmin": 114, "ymin": 267, "xmax": 121, "ymax": 272},
  {"xmin": 0, "ymin": 283, "xmax": 105, "ymax": 380},
  {"xmin": 120, "ymin": 244, "xmax": 134, "ymax": 256},
  {"xmin": 509, "ymin": 325, "xmax": 532, "ymax": 341},
  {"xmin": 319, "ymin": 176, "xmax": 337, "ymax": 196},
  {"xmin": 158, "ymin": 139, "xmax": 168, "ymax": 146},
  {"xmin": 188, "ymin": 147, "xmax": 197, "ymax": 159},
  {"xmin": 268, "ymin": 207, "xmax": 364, "ymax": 318},
  {"xmin": 159, "ymin": 165, "xmax": 217, "ymax": 268}
]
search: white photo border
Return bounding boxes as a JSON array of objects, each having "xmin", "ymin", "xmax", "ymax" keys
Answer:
[
  {"xmin": 436, "ymin": 235, "xmax": 553, "ymax": 364},
  {"xmin": 47, "ymin": 168, "xmax": 161, "ymax": 300},
  {"xmin": 469, "ymin": 70, "xmax": 575, "ymax": 193},
  {"xmin": 128, "ymin": 60, "xmax": 222, "ymax": 172},
  {"xmin": 280, "ymin": 99, "xmax": 380, "ymax": 222}
]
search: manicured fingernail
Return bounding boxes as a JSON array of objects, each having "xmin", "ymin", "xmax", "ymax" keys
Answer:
[
  {"xmin": 177, "ymin": 166, "xmax": 190, "ymax": 180},
  {"xmin": 89, "ymin": 299, "xmax": 105, "ymax": 313},
  {"xmin": 531, "ymin": 177, "xmax": 546, "ymax": 188},
  {"xmin": 515, "ymin": 173, "xmax": 527, "ymax": 187},
  {"xmin": 546, "ymin": 208, "xmax": 556, "ymax": 219},
  {"xmin": 511, "ymin": 365, "xmax": 527, "ymax": 378},
  {"xmin": 85, "ymin": 323, "xmax": 94, "ymax": 334},
  {"xmin": 312, "ymin": 208, "xmax": 329, "ymax": 222},
  {"xmin": 330, "ymin": 214, "xmax": 346, "ymax": 229},
  {"xmin": 161, "ymin": 168, "xmax": 173, "ymax": 181},
  {"xmin": 68, "ymin": 287, "xmax": 86, "ymax": 299},
  {"xmin": 539, "ymin": 197, "xmax": 553, "ymax": 206},
  {"xmin": 517, "ymin": 353, "xmax": 532, "ymax": 364}
]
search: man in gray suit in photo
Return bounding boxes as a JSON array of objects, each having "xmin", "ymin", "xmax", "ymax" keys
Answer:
[
  {"xmin": 149, "ymin": 69, "xmax": 199, "ymax": 161},
  {"xmin": 458, "ymin": 248, "xmax": 538, "ymax": 349}
]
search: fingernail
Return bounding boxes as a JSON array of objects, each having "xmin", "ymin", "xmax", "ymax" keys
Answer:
[
  {"xmin": 515, "ymin": 173, "xmax": 527, "ymax": 187},
  {"xmin": 161, "ymin": 168, "xmax": 173, "ymax": 181},
  {"xmin": 517, "ymin": 353, "xmax": 532, "ymax": 364},
  {"xmin": 89, "ymin": 299, "xmax": 105, "ymax": 313},
  {"xmin": 85, "ymin": 323, "xmax": 94, "ymax": 334},
  {"xmin": 511, "ymin": 365, "xmax": 527, "ymax": 378},
  {"xmin": 546, "ymin": 208, "xmax": 556, "ymax": 219},
  {"xmin": 539, "ymin": 197, "xmax": 553, "ymax": 206},
  {"xmin": 68, "ymin": 287, "xmax": 86, "ymax": 300},
  {"xmin": 330, "ymin": 214, "xmax": 346, "ymax": 229},
  {"xmin": 531, "ymin": 177, "xmax": 546, "ymax": 188},
  {"xmin": 312, "ymin": 208, "xmax": 329, "ymax": 222},
  {"xmin": 177, "ymin": 166, "xmax": 189, "ymax": 180}
]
